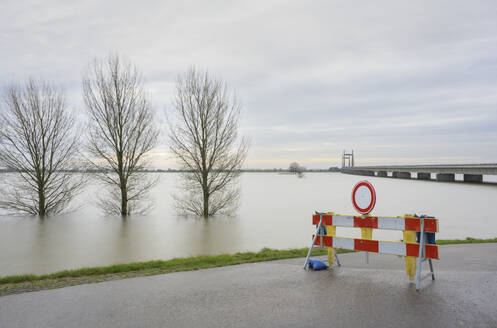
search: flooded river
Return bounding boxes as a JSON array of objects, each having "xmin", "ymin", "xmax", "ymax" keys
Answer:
[{"xmin": 1, "ymin": 172, "xmax": 496, "ymax": 276}]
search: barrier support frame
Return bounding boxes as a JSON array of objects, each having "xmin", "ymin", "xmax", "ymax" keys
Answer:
[
  {"xmin": 304, "ymin": 212, "xmax": 341, "ymax": 270},
  {"xmin": 415, "ymin": 217, "xmax": 435, "ymax": 291}
]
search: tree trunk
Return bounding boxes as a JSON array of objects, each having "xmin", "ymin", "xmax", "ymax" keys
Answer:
[
  {"xmin": 202, "ymin": 173, "xmax": 209, "ymax": 217},
  {"xmin": 203, "ymin": 190, "xmax": 209, "ymax": 217},
  {"xmin": 38, "ymin": 185, "xmax": 46, "ymax": 217},
  {"xmin": 120, "ymin": 179, "xmax": 128, "ymax": 216},
  {"xmin": 118, "ymin": 149, "xmax": 127, "ymax": 216}
]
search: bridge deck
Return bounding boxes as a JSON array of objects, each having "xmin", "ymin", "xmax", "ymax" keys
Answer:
[{"xmin": 342, "ymin": 164, "xmax": 497, "ymax": 175}]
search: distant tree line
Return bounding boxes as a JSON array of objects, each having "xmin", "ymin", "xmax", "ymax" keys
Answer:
[{"xmin": 0, "ymin": 55, "xmax": 248, "ymax": 218}]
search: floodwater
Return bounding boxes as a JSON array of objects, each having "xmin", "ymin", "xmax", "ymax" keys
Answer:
[{"xmin": 1, "ymin": 172, "xmax": 496, "ymax": 276}]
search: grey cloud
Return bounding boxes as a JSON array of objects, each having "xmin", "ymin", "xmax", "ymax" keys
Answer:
[{"xmin": 1, "ymin": 0, "xmax": 497, "ymax": 168}]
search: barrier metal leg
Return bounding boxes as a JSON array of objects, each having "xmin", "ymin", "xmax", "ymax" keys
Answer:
[
  {"xmin": 335, "ymin": 253, "xmax": 341, "ymax": 267},
  {"xmin": 429, "ymin": 259, "xmax": 435, "ymax": 280},
  {"xmin": 416, "ymin": 218, "xmax": 425, "ymax": 291},
  {"xmin": 415, "ymin": 217, "xmax": 436, "ymax": 291},
  {"xmin": 304, "ymin": 212, "xmax": 324, "ymax": 270}
]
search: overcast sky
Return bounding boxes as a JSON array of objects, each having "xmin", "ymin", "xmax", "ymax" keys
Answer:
[{"xmin": 1, "ymin": 0, "xmax": 497, "ymax": 168}]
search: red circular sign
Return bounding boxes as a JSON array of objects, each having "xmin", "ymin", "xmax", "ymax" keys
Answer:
[{"xmin": 352, "ymin": 181, "xmax": 376, "ymax": 214}]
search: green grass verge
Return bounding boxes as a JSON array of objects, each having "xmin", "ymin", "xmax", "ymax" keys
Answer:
[
  {"xmin": 0, "ymin": 248, "xmax": 352, "ymax": 285},
  {"xmin": 0, "ymin": 237, "xmax": 495, "ymax": 291},
  {"xmin": 435, "ymin": 237, "xmax": 497, "ymax": 245}
]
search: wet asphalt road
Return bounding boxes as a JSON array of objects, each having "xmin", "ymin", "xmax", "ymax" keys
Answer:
[{"xmin": 0, "ymin": 243, "xmax": 496, "ymax": 328}]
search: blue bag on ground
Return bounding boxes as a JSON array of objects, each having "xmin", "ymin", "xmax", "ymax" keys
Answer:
[{"xmin": 308, "ymin": 259, "xmax": 328, "ymax": 270}]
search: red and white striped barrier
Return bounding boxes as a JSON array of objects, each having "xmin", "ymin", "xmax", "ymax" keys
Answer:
[
  {"xmin": 306, "ymin": 211, "xmax": 439, "ymax": 290},
  {"xmin": 312, "ymin": 235, "xmax": 439, "ymax": 259},
  {"xmin": 305, "ymin": 181, "xmax": 438, "ymax": 291},
  {"xmin": 311, "ymin": 214, "xmax": 438, "ymax": 233}
]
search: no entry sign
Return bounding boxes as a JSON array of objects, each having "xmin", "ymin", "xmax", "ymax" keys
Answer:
[{"xmin": 352, "ymin": 181, "xmax": 376, "ymax": 214}]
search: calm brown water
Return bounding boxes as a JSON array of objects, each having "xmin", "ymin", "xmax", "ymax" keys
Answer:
[{"xmin": 1, "ymin": 172, "xmax": 496, "ymax": 276}]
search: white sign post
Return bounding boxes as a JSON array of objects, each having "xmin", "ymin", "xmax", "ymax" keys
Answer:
[{"xmin": 352, "ymin": 181, "xmax": 376, "ymax": 264}]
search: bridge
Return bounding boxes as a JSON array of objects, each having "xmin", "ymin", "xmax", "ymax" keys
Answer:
[{"xmin": 341, "ymin": 164, "xmax": 497, "ymax": 182}]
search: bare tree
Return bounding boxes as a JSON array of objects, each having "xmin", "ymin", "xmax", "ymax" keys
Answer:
[
  {"xmin": 288, "ymin": 162, "xmax": 305, "ymax": 177},
  {"xmin": 82, "ymin": 55, "xmax": 159, "ymax": 216},
  {"xmin": 289, "ymin": 162, "xmax": 300, "ymax": 173},
  {"xmin": 168, "ymin": 68, "xmax": 249, "ymax": 217},
  {"xmin": 0, "ymin": 80, "xmax": 83, "ymax": 216}
]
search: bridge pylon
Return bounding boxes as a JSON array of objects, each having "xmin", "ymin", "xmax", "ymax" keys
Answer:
[{"xmin": 342, "ymin": 150, "xmax": 354, "ymax": 168}]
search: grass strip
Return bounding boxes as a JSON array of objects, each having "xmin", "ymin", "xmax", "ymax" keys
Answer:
[
  {"xmin": 0, "ymin": 248, "xmax": 352, "ymax": 285},
  {"xmin": 0, "ymin": 237, "xmax": 496, "ymax": 296},
  {"xmin": 435, "ymin": 237, "xmax": 497, "ymax": 245}
]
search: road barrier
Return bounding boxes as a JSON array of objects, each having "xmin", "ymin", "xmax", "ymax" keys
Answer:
[{"xmin": 304, "ymin": 212, "xmax": 439, "ymax": 291}]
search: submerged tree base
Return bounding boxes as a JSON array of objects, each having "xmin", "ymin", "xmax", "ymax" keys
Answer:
[{"xmin": 1, "ymin": 237, "xmax": 496, "ymax": 296}]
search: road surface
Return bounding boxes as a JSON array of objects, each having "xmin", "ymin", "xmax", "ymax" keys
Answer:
[{"xmin": 1, "ymin": 243, "xmax": 496, "ymax": 328}]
